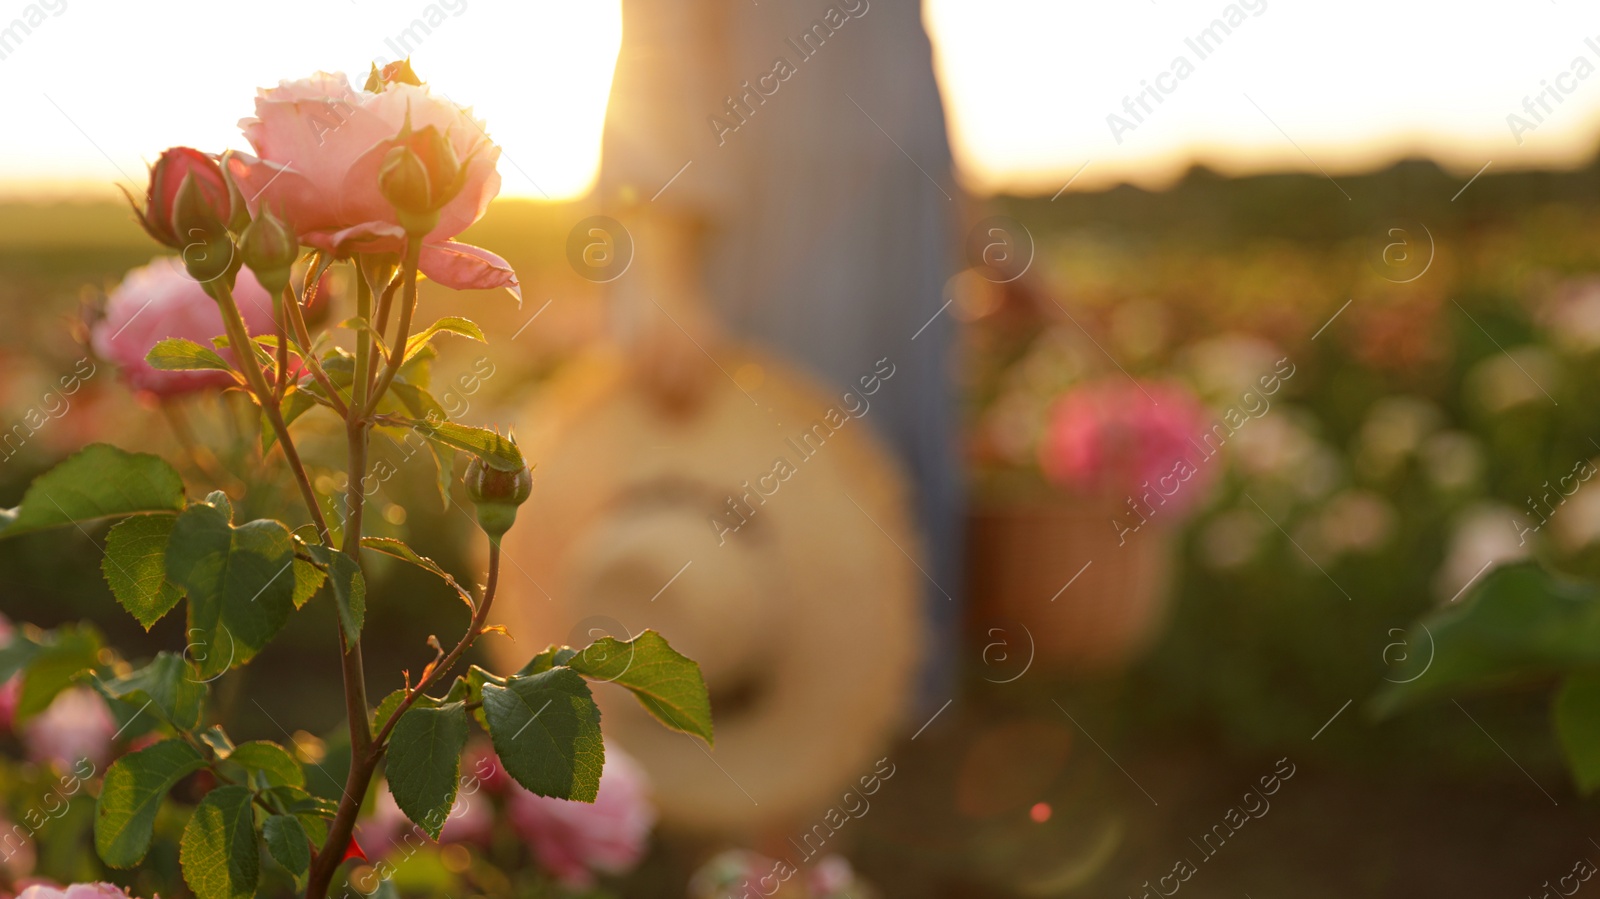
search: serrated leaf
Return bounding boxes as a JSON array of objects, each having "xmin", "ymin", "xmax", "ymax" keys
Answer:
[
  {"xmin": 403, "ymin": 316, "xmax": 485, "ymax": 364},
  {"xmin": 1371, "ymin": 562, "xmax": 1600, "ymax": 718},
  {"xmin": 0, "ymin": 444, "xmax": 186, "ymax": 539},
  {"xmin": 99, "ymin": 651, "xmax": 205, "ymax": 732},
  {"xmin": 563, "ymin": 630, "xmax": 713, "ymax": 745},
  {"xmin": 229, "ymin": 740, "xmax": 304, "ymax": 788},
  {"xmin": 291, "ymin": 557, "xmax": 326, "ymax": 609},
  {"xmin": 482, "ymin": 668, "xmax": 603, "ymax": 801},
  {"xmin": 199, "ymin": 725, "xmax": 235, "ymax": 758},
  {"xmin": 300, "ymin": 544, "xmax": 365, "ymax": 648},
  {"xmin": 15, "ymin": 626, "xmax": 101, "ymax": 723},
  {"xmin": 386, "ymin": 701, "xmax": 469, "ymax": 839},
  {"xmin": 263, "ymin": 814, "xmax": 310, "ymax": 876},
  {"xmin": 95, "ymin": 739, "xmax": 205, "ymax": 868},
  {"xmin": 261, "ymin": 786, "xmax": 334, "ymax": 846},
  {"xmin": 103, "ymin": 514, "xmax": 184, "ymax": 629},
  {"xmin": 404, "ymin": 419, "xmax": 524, "ymax": 472},
  {"xmin": 361, "ymin": 537, "xmax": 470, "ymax": 608},
  {"xmin": 373, "ymin": 688, "xmax": 407, "ymax": 736},
  {"xmin": 147, "ymin": 338, "xmax": 233, "ymax": 374},
  {"xmin": 180, "ymin": 785, "xmax": 260, "ymax": 899},
  {"xmin": 165, "ymin": 503, "xmax": 298, "ymax": 679}
]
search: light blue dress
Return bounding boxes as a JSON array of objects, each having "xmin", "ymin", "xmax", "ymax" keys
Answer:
[{"xmin": 601, "ymin": 0, "xmax": 963, "ymax": 695}]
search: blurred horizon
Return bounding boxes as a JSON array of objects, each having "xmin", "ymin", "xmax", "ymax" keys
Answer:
[{"xmin": 5, "ymin": 0, "xmax": 1600, "ymax": 202}]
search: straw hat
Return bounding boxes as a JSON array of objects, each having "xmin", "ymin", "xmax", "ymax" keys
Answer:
[{"xmin": 491, "ymin": 345, "xmax": 923, "ymax": 834}]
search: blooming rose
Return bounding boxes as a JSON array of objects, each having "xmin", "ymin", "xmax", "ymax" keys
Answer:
[
  {"xmin": 229, "ymin": 71, "xmax": 518, "ymax": 298},
  {"xmin": 22, "ymin": 688, "xmax": 116, "ymax": 771},
  {"xmin": 1040, "ymin": 379, "xmax": 1215, "ymax": 518},
  {"xmin": 506, "ymin": 743, "xmax": 655, "ymax": 889},
  {"xmin": 15, "ymin": 884, "xmax": 138, "ymax": 899},
  {"xmin": 89, "ymin": 258, "xmax": 279, "ymax": 397}
]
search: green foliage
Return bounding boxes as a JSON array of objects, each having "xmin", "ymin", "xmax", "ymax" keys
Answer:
[
  {"xmin": 385, "ymin": 700, "xmax": 470, "ymax": 838},
  {"xmin": 13, "ymin": 625, "xmax": 100, "ymax": 723},
  {"xmin": 263, "ymin": 813, "xmax": 311, "ymax": 877},
  {"xmin": 1371, "ymin": 563, "xmax": 1600, "ymax": 717},
  {"xmin": 0, "ymin": 444, "xmax": 185, "ymax": 538},
  {"xmin": 361, "ymin": 536, "xmax": 469, "ymax": 605},
  {"xmin": 403, "ymin": 316, "xmax": 484, "ymax": 363},
  {"xmin": 146, "ymin": 337, "xmax": 234, "ymax": 374},
  {"xmin": 103, "ymin": 513, "xmax": 184, "ymax": 629},
  {"xmin": 405, "ymin": 418, "xmax": 524, "ymax": 472},
  {"xmin": 180, "ymin": 785, "xmax": 260, "ymax": 899},
  {"xmin": 1555, "ymin": 671, "xmax": 1600, "ymax": 795},
  {"xmin": 98, "ymin": 651, "xmax": 205, "ymax": 732},
  {"xmin": 301, "ymin": 543, "xmax": 366, "ymax": 647},
  {"xmin": 165, "ymin": 502, "xmax": 298, "ymax": 679},
  {"xmin": 482, "ymin": 667, "xmax": 604, "ymax": 802},
  {"xmin": 561, "ymin": 630, "xmax": 714, "ymax": 745},
  {"xmin": 228, "ymin": 740, "xmax": 304, "ymax": 789},
  {"xmin": 95, "ymin": 739, "xmax": 206, "ymax": 868}
]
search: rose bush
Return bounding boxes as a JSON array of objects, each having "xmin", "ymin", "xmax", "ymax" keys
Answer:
[{"xmin": 0, "ymin": 62, "xmax": 709, "ymax": 899}]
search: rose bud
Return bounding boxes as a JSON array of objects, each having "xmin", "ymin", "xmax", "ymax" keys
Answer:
[
  {"xmin": 463, "ymin": 454, "xmax": 532, "ymax": 539},
  {"xmin": 378, "ymin": 124, "xmax": 468, "ymax": 235},
  {"xmin": 172, "ymin": 174, "xmax": 237, "ymax": 285},
  {"xmin": 239, "ymin": 207, "xmax": 300, "ymax": 296},
  {"xmin": 124, "ymin": 147, "xmax": 232, "ymax": 250}
]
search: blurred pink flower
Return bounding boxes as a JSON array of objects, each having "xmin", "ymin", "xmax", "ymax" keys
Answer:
[
  {"xmin": 1040, "ymin": 379, "xmax": 1214, "ymax": 517},
  {"xmin": 89, "ymin": 258, "xmax": 279, "ymax": 397},
  {"xmin": 227, "ymin": 71, "xmax": 517, "ymax": 297},
  {"xmin": 0, "ymin": 814, "xmax": 37, "ymax": 881},
  {"xmin": 361, "ymin": 784, "xmax": 493, "ymax": 860},
  {"xmin": 22, "ymin": 689, "xmax": 116, "ymax": 771},
  {"xmin": 14, "ymin": 884, "xmax": 137, "ymax": 899},
  {"xmin": 506, "ymin": 743, "xmax": 655, "ymax": 889}
]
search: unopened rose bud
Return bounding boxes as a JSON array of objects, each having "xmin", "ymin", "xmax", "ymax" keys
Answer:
[
  {"xmin": 378, "ymin": 123, "xmax": 466, "ymax": 235},
  {"xmin": 239, "ymin": 208, "xmax": 300, "ymax": 296},
  {"xmin": 172, "ymin": 174, "xmax": 236, "ymax": 285},
  {"xmin": 125, "ymin": 147, "xmax": 232, "ymax": 250},
  {"xmin": 463, "ymin": 455, "xmax": 532, "ymax": 539}
]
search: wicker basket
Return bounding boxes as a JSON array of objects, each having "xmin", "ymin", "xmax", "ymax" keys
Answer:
[{"xmin": 968, "ymin": 497, "xmax": 1175, "ymax": 673}]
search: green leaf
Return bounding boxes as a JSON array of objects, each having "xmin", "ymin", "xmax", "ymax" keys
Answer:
[
  {"xmin": 95, "ymin": 739, "xmax": 205, "ymax": 868},
  {"xmin": 386, "ymin": 701, "xmax": 470, "ymax": 839},
  {"xmin": 0, "ymin": 444, "xmax": 186, "ymax": 539},
  {"xmin": 482, "ymin": 668, "xmax": 604, "ymax": 801},
  {"xmin": 229, "ymin": 740, "xmax": 304, "ymax": 788},
  {"xmin": 301, "ymin": 544, "xmax": 365, "ymax": 648},
  {"xmin": 147, "ymin": 338, "xmax": 233, "ymax": 374},
  {"xmin": 263, "ymin": 814, "xmax": 310, "ymax": 877},
  {"xmin": 261, "ymin": 786, "xmax": 335, "ymax": 846},
  {"xmin": 98, "ymin": 651, "xmax": 205, "ymax": 732},
  {"xmin": 165, "ymin": 503, "xmax": 298, "ymax": 679},
  {"xmin": 405, "ymin": 419, "xmax": 524, "ymax": 472},
  {"xmin": 103, "ymin": 514, "xmax": 184, "ymax": 629},
  {"xmin": 291, "ymin": 557, "xmax": 327, "ymax": 609},
  {"xmin": 199, "ymin": 725, "xmax": 235, "ymax": 758},
  {"xmin": 1371, "ymin": 563, "xmax": 1600, "ymax": 718},
  {"xmin": 403, "ymin": 316, "xmax": 485, "ymax": 363},
  {"xmin": 15, "ymin": 626, "xmax": 102, "ymax": 722},
  {"xmin": 361, "ymin": 537, "xmax": 470, "ymax": 607},
  {"xmin": 373, "ymin": 688, "xmax": 407, "ymax": 736},
  {"xmin": 180, "ymin": 785, "xmax": 260, "ymax": 899},
  {"xmin": 562, "ymin": 630, "xmax": 714, "ymax": 745},
  {"xmin": 1556, "ymin": 671, "xmax": 1600, "ymax": 794}
]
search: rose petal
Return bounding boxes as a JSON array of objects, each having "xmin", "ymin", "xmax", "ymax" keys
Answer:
[
  {"xmin": 418, "ymin": 241, "xmax": 521, "ymax": 302},
  {"xmin": 304, "ymin": 222, "xmax": 408, "ymax": 258}
]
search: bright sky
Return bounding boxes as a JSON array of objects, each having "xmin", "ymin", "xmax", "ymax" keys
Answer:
[{"xmin": 3, "ymin": 0, "xmax": 1600, "ymax": 200}]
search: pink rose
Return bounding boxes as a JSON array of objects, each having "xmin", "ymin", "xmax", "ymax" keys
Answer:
[
  {"xmin": 506, "ymin": 743, "xmax": 655, "ymax": 889},
  {"xmin": 22, "ymin": 688, "xmax": 116, "ymax": 771},
  {"xmin": 15, "ymin": 884, "xmax": 138, "ymax": 899},
  {"xmin": 229, "ymin": 71, "xmax": 518, "ymax": 298},
  {"xmin": 1040, "ymin": 379, "xmax": 1215, "ymax": 518},
  {"xmin": 126, "ymin": 147, "xmax": 234, "ymax": 250},
  {"xmin": 89, "ymin": 257, "xmax": 280, "ymax": 397}
]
